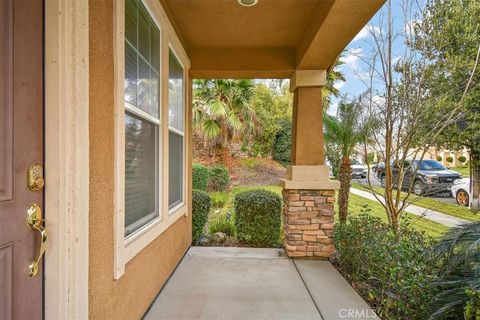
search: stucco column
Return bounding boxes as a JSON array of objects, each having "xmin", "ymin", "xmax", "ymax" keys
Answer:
[
  {"xmin": 291, "ymin": 86, "xmax": 324, "ymax": 165},
  {"xmin": 280, "ymin": 70, "xmax": 339, "ymax": 258}
]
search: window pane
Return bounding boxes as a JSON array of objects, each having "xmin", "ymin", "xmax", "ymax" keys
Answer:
[
  {"xmin": 125, "ymin": 112, "xmax": 158, "ymax": 236},
  {"xmin": 150, "ymin": 67, "xmax": 159, "ymax": 115},
  {"xmin": 168, "ymin": 131, "xmax": 183, "ymax": 208},
  {"xmin": 125, "ymin": 0, "xmax": 137, "ymax": 47},
  {"xmin": 137, "ymin": 57, "xmax": 159, "ymax": 117},
  {"xmin": 138, "ymin": 1, "xmax": 150, "ymax": 62},
  {"xmin": 150, "ymin": 23, "xmax": 160, "ymax": 72},
  {"xmin": 168, "ymin": 50, "xmax": 184, "ymax": 131},
  {"xmin": 125, "ymin": 41, "xmax": 137, "ymax": 106}
]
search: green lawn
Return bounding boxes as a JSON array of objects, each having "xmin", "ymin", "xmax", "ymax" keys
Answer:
[
  {"xmin": 209, "ymin": 184, "xmax": 448, "ymax": 239},
  {"xmin": 451, "ymin": 166, "xmax": 470, "ymax": 177},
  {"xmin": 344, "ymin": 193, "xmax": 449, "ymax": 238},
  {"xmin": 351, "ymin": 182, "xmax": 480, "ymax": 222}
]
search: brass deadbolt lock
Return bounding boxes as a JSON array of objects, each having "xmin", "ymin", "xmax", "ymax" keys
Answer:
[{"xmin": 27, "ymin": 164, "xmax": 44, "ymax": 192}]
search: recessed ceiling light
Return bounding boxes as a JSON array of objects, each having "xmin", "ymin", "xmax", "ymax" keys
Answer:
[{"xmin": 237, "ymin": 0, "xmax": 259, "ymax": 7}]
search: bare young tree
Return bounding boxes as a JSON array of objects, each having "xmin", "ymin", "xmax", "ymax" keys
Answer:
[{"xmin": 350, "ymin": 0, "xmax": 480, "ymax": 236}]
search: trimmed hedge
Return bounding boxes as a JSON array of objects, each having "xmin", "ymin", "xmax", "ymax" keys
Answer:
[
  {"xmin": 446, "ymin": 156, "xmax": 454, "ymax": 163},
  {"xmin": 234, "ymin": 189, "xmax": 282, "ymax": 246},
  {"xmin": 192, "ymin": 163, "xmax": 209, "ymax": 191},
  {"xmin": 192, "ymin": 190, "xmax": 211, "ymax": 244},
  {"xmin": 273, "ymin": 119, "xmax": 292, "ymax": 166},
  {"xmin": 458, "ymin": 155, "xmax": 467, "ymax": 163},
  {"xmin": 436, "ymin": 156, "xmax": 443, "ymax": 162},
  {"xmin": 208, "ymin": 164, "xmax": 230, "ymax": 192}
]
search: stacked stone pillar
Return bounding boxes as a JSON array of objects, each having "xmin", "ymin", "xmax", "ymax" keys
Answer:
[
  {"xmin": 283, "ymin": 189, "xmax": 335, "ymax": 257},
  {"xmin": 280, "ymin": 70, "xmax": 339, "ymax": 259}
]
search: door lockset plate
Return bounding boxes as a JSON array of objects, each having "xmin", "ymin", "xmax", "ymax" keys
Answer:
[{"xmin": 27, "ymin": 164, "xmax": 44, "ymax": 191}]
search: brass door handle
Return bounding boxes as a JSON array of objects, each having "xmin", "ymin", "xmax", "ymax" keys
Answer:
[{"xmin": 26, "ymin": 204, "xmax": 47, "ymax": 277}]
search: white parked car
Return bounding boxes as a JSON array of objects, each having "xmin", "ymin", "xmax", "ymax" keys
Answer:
[
  {"xmin": 451, "ymin": 178, "xmax": 470, "ymax": 206},
  {"xmin": 351, "ymin": 160, "xmax": 367, "ymax": 179}
]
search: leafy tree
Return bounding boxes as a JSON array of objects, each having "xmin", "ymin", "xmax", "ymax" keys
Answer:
[
  {"xmin": 365, "ymin": 152, "xmax": 375, "ymax": 164},
  {"xmin": 193, "ymin": 79, "xmax": 255, "ymax": 163},
  {"xmin": 324, "ymin": 100, "xmax": 378, "ymax": 222},
  {"xmin": 250, "ymin": 83, "xmax": 292, "ymax": 157},
  {"xmin": 356, "ymin": 0, "xmax": 480, "ymax": 237},
  {"xmin": 325, "ymin": 140, "xmax": 342, "ymax": 178},
  {"xmin": 412, "ymin": 0, "xmax": 480, "ymax": 211},
  {"xmin": 272, "ymin": 119, "xmax": 292, "ymax": 166}
]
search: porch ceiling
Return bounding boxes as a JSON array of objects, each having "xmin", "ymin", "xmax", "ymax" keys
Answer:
[{"xmin": 160, "ymin": 0, "xmax": 384, "ymax": 79}]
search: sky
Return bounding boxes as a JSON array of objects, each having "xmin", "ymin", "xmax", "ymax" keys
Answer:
[{"xmin": 329, "ymin": 0, "xmax": 424, "ymax": 115}]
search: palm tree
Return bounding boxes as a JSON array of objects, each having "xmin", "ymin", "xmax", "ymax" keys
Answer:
[
  {"xmin": 322, "ymin": 55, "xmax": 346, "ymax": 109},
  {"xmin": 193, "ymin": 79, "xmax": 255, "ymax": 163},
  {"xmin": 323, "ymin": 100, "xmax": 376, "ymax": 223}
]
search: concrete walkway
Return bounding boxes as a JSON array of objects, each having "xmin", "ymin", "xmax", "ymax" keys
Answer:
[
  {"xmin": 351, "ymin": 187, "xmax": 468, "ymax": 227},
  {"xmin": 144, "ymin": 247, "xmax": 376, "ymax": 320}
]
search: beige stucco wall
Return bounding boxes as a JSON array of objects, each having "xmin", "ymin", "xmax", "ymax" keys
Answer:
[
  {"xmin": 291, "ymin": 87, "xmax": 324, "ymax": 165},
  {"xmin": 88, "ymin": 1, "xmax": 192, "ymax": 319}
]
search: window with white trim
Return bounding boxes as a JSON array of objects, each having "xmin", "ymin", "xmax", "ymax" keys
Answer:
[
  {"xmin": 124, "ymin": 0, "xmax": 161, "ymax": 236},
  {"xmin": 168, "ymin": 49, "xmax": 184, "ymax": 209}
]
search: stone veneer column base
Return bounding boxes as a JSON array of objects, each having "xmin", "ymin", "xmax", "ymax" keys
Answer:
[{"xmin": 282, "ymin": 189, "xmax": 335, "ymax": 258}]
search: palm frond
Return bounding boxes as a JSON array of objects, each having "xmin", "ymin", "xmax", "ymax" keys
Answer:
[
  {"xmin": 429, "ymin": 222, "xmax": 480, "ymax": 319},
  {"xmin": 202, "ymin": 119, "xmax": 221, "ymax": 138}
]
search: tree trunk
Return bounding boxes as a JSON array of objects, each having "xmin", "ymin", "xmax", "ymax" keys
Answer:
[
  {"xmin": 390, "ymin": 212, "xmax": 400, "ymax": 241},
  {"xmin": 338, "ymin": 157, "xmax": 352, "ymax": 223},
  {"xmin": 214, "ymin": 144, "xmax": 231, "ymax": 168},
  {"xmin": 470, "ymin": 148, "xmax": 480, "ymax": 212}
]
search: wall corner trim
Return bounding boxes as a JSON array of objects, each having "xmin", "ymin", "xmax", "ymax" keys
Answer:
[{"xmin": 45, "ymin": 0, "xmax": 89, "ymax": 319}]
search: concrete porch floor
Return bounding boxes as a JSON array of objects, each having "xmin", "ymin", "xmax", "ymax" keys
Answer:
[{"xmin": 144, "ymin": 247, "xmax": 376, "ymax": 320}]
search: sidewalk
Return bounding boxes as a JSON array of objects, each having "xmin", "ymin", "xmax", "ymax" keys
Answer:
[{"xmin": 351, "ymin": 188, "xmax": 468, "ymax": 228}]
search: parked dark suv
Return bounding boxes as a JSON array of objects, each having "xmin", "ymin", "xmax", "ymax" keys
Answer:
[{"xmin": 376, "ymin": 159, "xmax": 462, "ymax": 195}]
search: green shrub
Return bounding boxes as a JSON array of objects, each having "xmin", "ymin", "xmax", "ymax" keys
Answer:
[
  {"xmin": 334, "ymin": 206, "xmax": 438, "ymax": 320},
  {"xmin": 192, "ymin": 190, "xmax": 211, "ymax": 244},
  {"xmin": 446, "ymin": 156, "xmax": 454, "ymax": 163},
  {"xmin": 209, "ymin": 213, "xmax": 236, "ymax": 236},
  {"xmin": 436, "ymin": 155, "xmax": 443, "ymax": 162},
  {"xmin": 209, "ymin": 191, "xmax": 229, "ymax": 209},
  {"xmin": 192, "ymin": 163, "xmax": 209, "ymax": 191},
  {"xmin": 208, "ymin": 164, "xmax": 230, "ymax": 192},
  {"xmin": 234, "ymin": 189, "xmax": 282, "ymax": 246},
  {"xmin": 458, "ymin": 155, "xmax": 467, "ymax": 163},
  {"xmin": 272, "ymin": 119, "xmax": 292, "ymax": 166}
]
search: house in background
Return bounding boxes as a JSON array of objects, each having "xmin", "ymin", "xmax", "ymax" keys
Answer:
[
  {"xmin": 424, "ymin": 147, "xmax": 470, "ymax": 168},
  {"xmin": 0, "ymin": 0, "xmax": 383, "ymax": 319}
]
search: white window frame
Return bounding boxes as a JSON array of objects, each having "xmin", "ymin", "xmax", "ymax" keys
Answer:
[
  {"xmin": 167, "ymin": 45, "xmax": 186, "ymax": 214},
  {"xmin": 124, "ymin": 104, "xmax": 161, "ymax": 238},
  {"xmin": 113, "ymin": 0, "xmax": 190, "ymax": 279}
]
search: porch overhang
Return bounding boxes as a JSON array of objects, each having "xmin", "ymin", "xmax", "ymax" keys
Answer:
[{"xmin": 160, "ymin": 0, "xmax": 384, "ymax": 79}]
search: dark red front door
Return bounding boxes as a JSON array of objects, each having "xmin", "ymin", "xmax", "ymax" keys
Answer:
[{"xmin": 0, "ymin": 0, "xmax": 44, "ymax": 319}]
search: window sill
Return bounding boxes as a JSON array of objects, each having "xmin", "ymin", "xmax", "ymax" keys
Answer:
[
  {"xmin": 123, "ymin": 204, "xmax": 187, "ymax": 265},
  {"xmin": 169, "ymin": 201, "xmax": 186, "ymax": 216}
]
